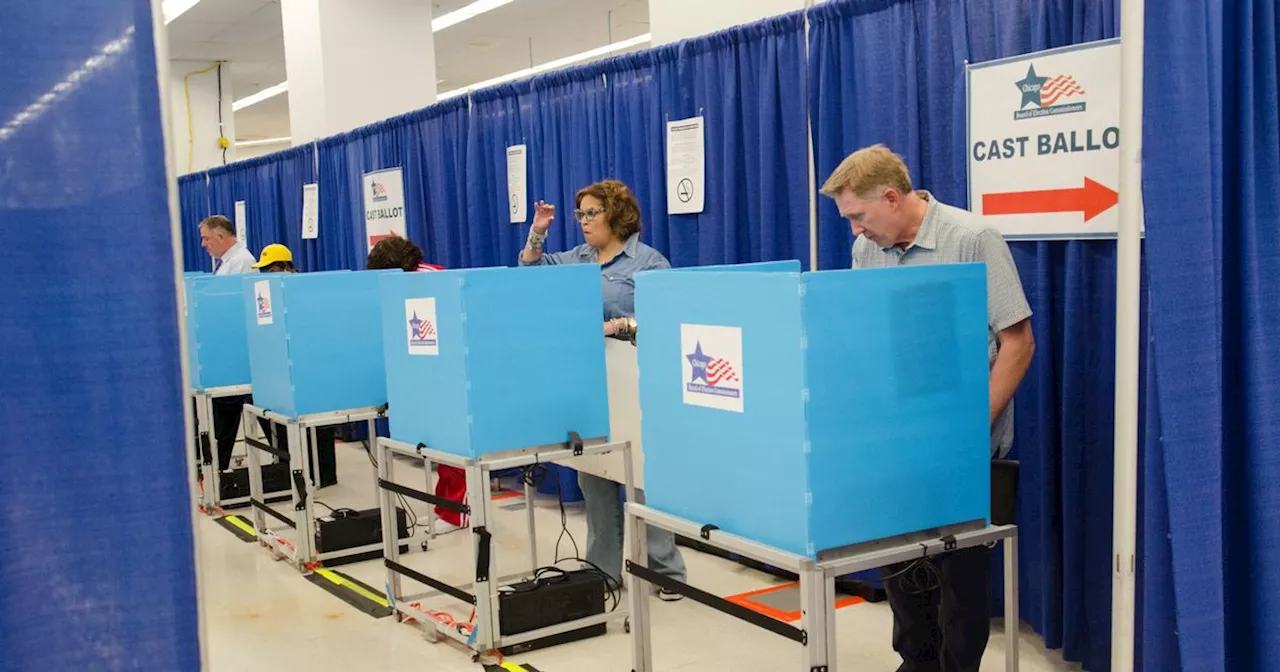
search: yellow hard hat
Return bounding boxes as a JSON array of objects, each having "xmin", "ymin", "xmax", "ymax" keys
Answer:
[{"xmin": 252, "ymin": 243, "xmax": 293, "ymax": 268}]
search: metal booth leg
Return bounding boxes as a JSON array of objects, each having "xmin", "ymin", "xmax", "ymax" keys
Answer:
[
  {"xmin": 524, "ymin": 466, "xmax": 538, "ymax": 573},
  {"xmin": 424, "ymin": 457, "xmax": 437, "ymax": 540},
  {"xmin": 626, "ymin": 503, "xmax": 654, "ymax": 672},
  {"xmin": 1004, "ymin": 534, "xmax": 1021, "ymax": 671},
  {"xmin": 289, "ymin": 420, "xmax": 318, "ymax": 568},
  {"xmin": 799, "ymin": 562, "xmax": 831, "ymax": 672},
  {"xmin": 245, "ymin": 406, "xmax": 266, "ymax": 536},
  {"xmin": 195, "ymin": 392, "xmax": 214, "ymax": 512},
  {"xmin": 467, "ymin": 462, "xmax": 498, "ymax": 652},
  {"xmin": 377, "ymin": 435, "xmax": 402, "ymax": 612}
]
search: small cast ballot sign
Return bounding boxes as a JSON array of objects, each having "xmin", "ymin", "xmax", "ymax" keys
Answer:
[
  {"xmin": 967, "ymin": 39, "xmax": 1123, "ymax": 239},
  {"xmin": 362, "ymin": 167, "xmax": 406, "ymax": 251}
]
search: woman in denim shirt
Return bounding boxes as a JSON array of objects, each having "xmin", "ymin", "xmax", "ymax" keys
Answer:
[{"xmin": 519, "ymin": 179, "xmax": 687, "ymax": 600}]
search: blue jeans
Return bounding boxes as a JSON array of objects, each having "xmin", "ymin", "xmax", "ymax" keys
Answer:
[{"xmin": 577, "ymin": 471, "xmax": 687, "ymax": 584}]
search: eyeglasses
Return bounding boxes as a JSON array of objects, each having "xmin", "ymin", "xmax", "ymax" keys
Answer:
[{"xmin": 573, "ymin": 207, "xmax": 604, "ymax": 222}]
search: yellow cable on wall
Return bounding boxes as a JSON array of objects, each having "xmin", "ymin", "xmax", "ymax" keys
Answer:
[{"xmin": 183, "ymin": 61, "xmax": 223, "ymax": 174}]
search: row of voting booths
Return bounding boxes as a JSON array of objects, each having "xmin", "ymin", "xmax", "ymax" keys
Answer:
[{"xmin": 181, "ymin": 259, "xmax": 1021, "ymax": 670}]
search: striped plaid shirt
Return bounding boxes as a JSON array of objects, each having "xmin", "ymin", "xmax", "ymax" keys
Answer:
[{"xmin": 852, "ymin": 191, "xmax": 1032, "ymax": 457}]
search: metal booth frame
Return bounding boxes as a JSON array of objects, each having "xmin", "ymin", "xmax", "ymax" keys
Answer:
[
  {"xmin": 625, "ymin": 504, "xmax": 1021, "ymax": 672},
  {"xmin": 376, "ymin": 434, "xmax": 634, "ymax": 659},
  {"xmin": 242, "ymin": 403, "xmax": 386, "ymax": 571},
  {"xmin": 191, "ymin": 384, "xmax": 259, "ymax": 514}
]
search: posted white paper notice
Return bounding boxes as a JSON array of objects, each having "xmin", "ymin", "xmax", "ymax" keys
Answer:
[
  {"xmin": 680, "ymin": 323, "xmax": 743, "ymax": 413},
  {"xmin": 507, "ymin": 145, "xmax": 527, "ymax": 223},
  {"xmin": 234, "ymin": 200, "xmax": 247, "ymax": 246},
  {"xmin": 301, "ymin": 183, "xmax": 319, "ymax": 240},
  {"xmin": 666, "ymin": 117, "xmax": 705, "ymax": 215},
  {"xmin": 254, "ymin": 280, "xmax": 273, "ymax": 325},
  {"xmin": 362, "ymin": 167, "xmax": 407, "ymax": 251},
  {"xmin": 405, "ymin": 298, "xmax": 439, "ymax": 356}
]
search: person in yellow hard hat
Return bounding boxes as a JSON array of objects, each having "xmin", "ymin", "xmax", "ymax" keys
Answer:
[
  {"xmin": 252, "ymin": 243, "xmax": 297, "ymax": 273},
  {"xmin": 248, "ymin": 242, "xmax": 337, "ymax": 486}
]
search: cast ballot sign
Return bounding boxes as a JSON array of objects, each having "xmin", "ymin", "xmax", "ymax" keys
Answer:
[
  {"xmin": 967, "ymin": 39, "xmax": 1123, "ymax": 239},
  {"xmin": 362, "ymin": 167, "xmax": 406, "ymax": 251}
]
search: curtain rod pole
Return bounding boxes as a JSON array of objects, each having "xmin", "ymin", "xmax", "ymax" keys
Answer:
[{"xmin": 1111, "ymin": 0, "xmax": 1145, "ymax": 667}]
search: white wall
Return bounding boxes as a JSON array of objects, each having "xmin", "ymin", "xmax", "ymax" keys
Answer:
[
  {"xmin": 649, "ymin": 0, "xmax": 811, "ymax": 45},
  {"xmin": 235, "ymin": 140, "xmax": 295, "ymax": 161},
  {"xmin": 281, "ymin": 0, "xmax": 437, "ymax": 142},
  {"xmin": 168, "ymin": 60, "xmax": 237, "ymax": 174}
]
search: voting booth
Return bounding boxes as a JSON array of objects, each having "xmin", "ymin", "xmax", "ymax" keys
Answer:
[
  {"xmin": 375, "ymin": 264, "xmax": 632, "ymax": 656},
  {"xmin": 244, "ymin": 271, "xmax": 390, "ymax": 418},
  {"xmin": 377, "ymin": 264, "xmax": 610, "ymax": 456},
  {"xmin": 184, "ymin": 273, "xmax": 257, "ymax": 512},
  {"xmin": 635, "ymin": 262, "xmax": 992, "ymax": 558},
  {"xmin": 185, "ymin": 273, "xmax": 251, "ymax": 390},
  {"xmin": 240, "ymin": 270, "xmax": 395, "ymax": 570}
]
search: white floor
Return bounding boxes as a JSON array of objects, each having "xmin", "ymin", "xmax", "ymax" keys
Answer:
[{"xmin": 197, "ymin": 441, "xmax": 1083, "ymax": 671}]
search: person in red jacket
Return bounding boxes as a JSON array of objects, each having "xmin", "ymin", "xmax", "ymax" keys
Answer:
[{"xmin": 366, "ymin": 234, "xmax": 466, "ymax": 527}]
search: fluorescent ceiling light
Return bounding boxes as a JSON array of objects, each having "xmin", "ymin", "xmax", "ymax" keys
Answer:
[
  {"xmin": 235, "ymin": 136, "xmax": 292, "ymax": 147},
  {"xmin": 440, "ymin": 33, "xmax": 651, "ymax": 99},
  {"xmin": 232, "ymin": 81, "xmax": 289, "ymax": 111},
  {"xmin": 163, "ymin": 0, "xmax": 200, "ymax": 24},
  {"xmin": 433, "ymin": 0, "xmax": 514, "ymax": 32}
]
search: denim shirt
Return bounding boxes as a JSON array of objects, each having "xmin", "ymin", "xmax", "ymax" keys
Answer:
[{"xmin": 518, "ymin": 233, "xmax": 671, "ymax": 319}]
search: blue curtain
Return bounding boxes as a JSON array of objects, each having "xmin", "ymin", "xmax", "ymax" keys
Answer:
[
  {"xmin": 809, "ymin": 1, "xmax": 1119, "ymax": 670},
  {"xmin": 413, "ymin": 98, "xmax": 471, "ymax": 269},
  {"xmin": 1142, "ymin": 0, "xmax": 1280, "ymax": 669},
  {"xmin": 315, "ymin": 134, "xmax": 366, "ymax": 271},
  {"xmin": 207, "ymin": 154, "xmax": 284, "ymax": 261},
  {"xmin": 465, "ymin": 83, "xmax": 538, "ymax": 269},
  {"xmin": 529, "ymin": 66, "xmax": 611, "ymax": 257},
  {"xmin": 177, "ymin": 172, "xmax": 211, "ymax": 272},
  {"xmin": 0, "ymin": 0, "xmax": 198, "ymax": 668},
  {"xmin": 269, "ymin": 144, "xmax": 328, "ymax": 271},
  {"xmin": 322, "ymin": 99, "xmax": 471, "ymax": 270},
  {"xmin": 605, "ymin": 14, "xmax": 810, "ymax": 269}
]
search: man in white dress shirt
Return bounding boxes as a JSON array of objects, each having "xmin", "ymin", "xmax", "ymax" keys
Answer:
[
  {"xmin": 196, "ymin": 215, "xmax": 257, "ymax": 473},
  {"xmin": 199, "ymin": 215, "xmax": 257, "ymax": 275}
]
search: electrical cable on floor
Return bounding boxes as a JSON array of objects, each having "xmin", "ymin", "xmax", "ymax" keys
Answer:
[
  {"xmin": 359, "ymin": 439, "xmax": 430, "ymax": 534},
  {"xmin": 508, "ymin": 461, "xmax": 621, "ymax": 612}
]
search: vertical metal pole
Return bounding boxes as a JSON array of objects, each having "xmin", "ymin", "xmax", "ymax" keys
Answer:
[
  {"xmin": 1005, "ymin": 535, "xmax": 1021, "ymax": 671},
  {"xmin": 309, "ymin": 425, "xmax": 320, "ymax": 490},
  {"xmin": 626, "ymin": 503, "xmax": 653, "ymax": 671},
  {"xmin": 824, "ymin": 573, "xmax": 840, "ymax": 671},
  {"xmin": 378, "ymin": 436, "xmax": 401, "ymax": 610},
  {"xmin": 468, "ymin": 462, "xmax": 498, "ymax": 652},
  {"xmin": 366, "ymin": 419, "xmax": 377, "ymax": 508},
  {"xmin": 803, "ymin": 0, "xmax": 818, "ymax": 271},
  {"xmin": 425, "ymin": 457, "xmax": 438, "ymax": 539},
  {"xmin": 246, "ymin": 407, "xmax": 266, "ymax": 536},
  {"xmin": 206, "ymin": 393, "xmax": 222, "ymax": 510},
  {"xmin": 290, "ymin": 419, "xmax": 317, "ymax": 568},
  {"xmin": 195, "ymin": 392, "xmax": 212, "ymax": 511},
  {"xmin": 1111, "ymin": 0, "xmax": 1144, "ymax": 669},
  {"xmin": 799, "ymin": 562, "xmax": 830, "ymax": 671},
  {"xmin": 524, "ymin": 467, "xmax": 538, "ymax": 572}
]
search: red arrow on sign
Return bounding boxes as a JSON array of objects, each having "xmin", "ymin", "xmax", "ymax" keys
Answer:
[{"xmin": 982, "ymin": 177, "xmax": 1118, "ymax": 222}]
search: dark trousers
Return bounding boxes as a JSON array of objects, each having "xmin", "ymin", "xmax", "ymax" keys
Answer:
[
  {"xmin": 208, "ymin": 394, "xmax": 252, "ymax": 471},
  {"xmin": 203, "ymin": 395, "xmax": 336, "ymax": 487},
  {"xmin": 881, "ymin": 544, "xmax": 992, "ymax": 672}
]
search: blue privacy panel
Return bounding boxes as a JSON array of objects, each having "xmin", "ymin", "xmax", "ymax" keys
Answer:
[
  {"xmin": 245, "ymin": 271, "xmax": 390, "ymax": 417},
  {"xmin": 380, "ymin": 264, "xmax": 609, "ymax": 458},
  {"xmin": 637, "ymin": 263, "xmax": 990, "ymax": 558},
  {"xmin": 184, "ymin": 274, "xmax": 251, "ymax": 390}
]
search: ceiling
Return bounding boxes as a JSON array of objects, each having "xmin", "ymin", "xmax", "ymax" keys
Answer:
[{"xmin": 165, "ymin": 0, "xmax": 650, "ymax": 143}]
